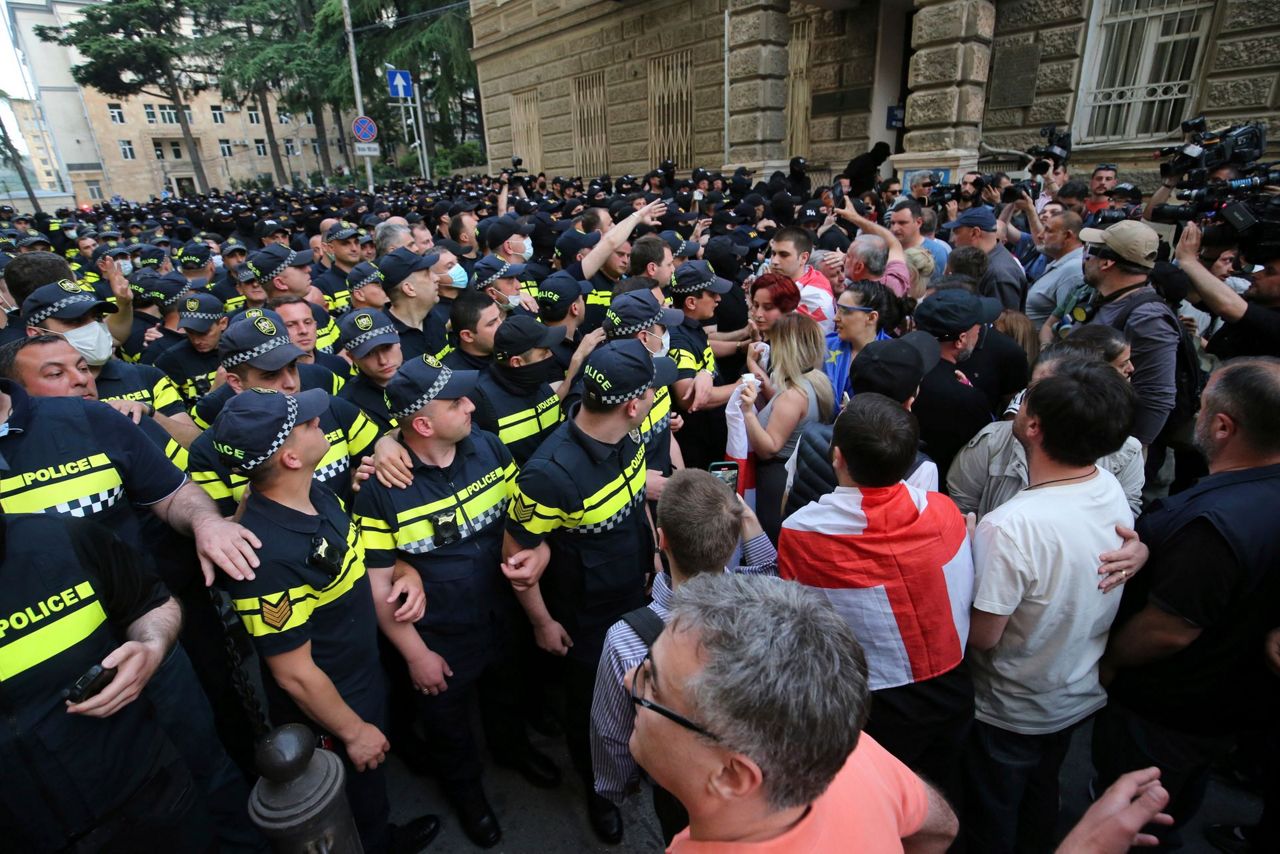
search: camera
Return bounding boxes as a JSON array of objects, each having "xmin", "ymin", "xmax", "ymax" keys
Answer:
[
  {"xmin": 927, "ymin": 184, "xmax": 959, "ymax": 206},
  {"xmin": 1001, "ymin": 181, "xmax": 1040, "ymax": 204},
  {"xmin": 430, "ymin": 510, "xmax": 462, "ymax": 548},
  {"xmin": 510, "ymin": 156, "xmax": 524, "ymax": 173},
  {"xmin": 1158, "ymin": 117, "xmax": 1264, "ymax": 180},
  {"xmin": 1027, "ymin": 124, "xmax": 1073, "ymax": 175}
]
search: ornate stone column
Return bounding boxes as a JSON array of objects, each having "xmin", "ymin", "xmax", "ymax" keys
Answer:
[{"xmin": 724, "ymin": 0, "xmax": 792, "ymax": 172}]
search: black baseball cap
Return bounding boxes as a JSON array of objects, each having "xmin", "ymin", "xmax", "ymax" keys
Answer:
[
  {"xmin": 604, "ymin": 290, "xmax": 683, "ymax": 339},
  {"xmin": 251, "ymin": 244, "xmax": 312, "ymax": 281},
  {"xmin": 659, "ymin": 230, "xmax": 699, "ymax": 259},
  {"xmin": 913, "ymin": 290, "xmax": 1002, "ymax": 338},
  {"xmin": 176, "ymin": 291, "xmax": 227, "ymax": 333},
  {"xmin": 940, "ymin": 207, "xmax": 998, "ymax": 232},
  {"xmin": 129, "ymin": 269, "xmax": 187, "ymax": 309},
  {"xmin": 485, "ymin": 218, "xmax": 534, "ymax": 251},
  {"xmin": 324, "ymin": 222, "xmax": 360, "ymax": 242},
  {"xmin": 255, "ymin": 218, "xmax": 290, "ymax": 239},
  {"xmin": 385, "ymin": 354, "xmax": 479, "ymax": 419},
  {"xmin": 175, "ymin": 241, "xmax": 211, "ymax": 269},
  {"xmin": 555, "ymin": 228, "xmax": 601, "ymax": 260},
  {"xmin": 582, "ymin": 339, "xmax": 678, "ymax": 407},
  {"xmin": 338, "ymin": 308, "xmax": 400, "ymax": 358},
  {"xmin": 345, "ymin": 261, "xmax": 386, "ymax": 293},
  {"xmin": 670, "ymin": 260, "xmax": 733, "ymax": 296},
  {"xmin": 22, "ymin": 280, "xmax": 117, "ymax": 326},
  {"xmin": 218, "ymin": 309, "xmax": 305, "ymax": 371},
  {"xmin": 378, "ymin": 246, "xmax": 439, "ymax": 290},
  {"xmin": 16, "ymin": 232, "xmax": 51, "ymax": 249},
  {"xmin": 493, "ymin": 314, "xmax": 566, "ymax": 362},
  {"xmin": 534, "ymin": 271, "xmax": 591, "ymax": 310},
  {"xmin": 849, "ymin": 332, "xmax": 941, "ymax": 403},
  {"xmin": 135, "ymin": 244, "xmax": 170, "ymax": 270},
  {"xmin": 472, "ymin": 255, "xmax": 526, "ymax": 290},
  {"xmin": 211, "ymin": 388, "xmax": 330, "ymax": 474},
  {"xmin": 221, "ymin": 237, "xmax": 249, "ymax": 256}
]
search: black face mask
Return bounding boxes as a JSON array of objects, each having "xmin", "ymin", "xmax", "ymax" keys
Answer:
[{"xmin": 501, "ymin": 357, "xmax": 561, "ymax": 391}]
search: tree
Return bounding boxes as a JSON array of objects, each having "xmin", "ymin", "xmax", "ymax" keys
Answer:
[
  {"xmin": 35, "ymin": 0, "xmax": 212, "ymax": 193},
  {"xmin": 0, "ymin": 91, "xmax": 42, "ymax": 213}
]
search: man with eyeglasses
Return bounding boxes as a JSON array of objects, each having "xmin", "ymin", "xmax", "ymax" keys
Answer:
[
  {"xmin": 626, "ymin": 573, "xmax": 958, "ymax": 852},
  {"xmin": 909, "ymin": 171, "xmax": 937, "ymax": 205}
]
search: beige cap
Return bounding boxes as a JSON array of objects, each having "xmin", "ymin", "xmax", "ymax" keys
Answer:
[{"xmin": 1079, "ymin": 220, "xmax": 1159, "ymax": 269}]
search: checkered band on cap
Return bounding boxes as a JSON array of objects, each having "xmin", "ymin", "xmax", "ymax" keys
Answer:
[
  {"xmin": 237, "ymin": 393, "xmax": 299, "ymax": 473},
  {"xmin": 392, "ymin": 365, "xmax": 455, "ymax": 420},
  {"xmin": 260, "ymin": 249, "xmax": 296, "ymax": 282},
  {"xmin": 352, "ymin": 267, "xmax": 385, "ymax": 291},
  {"xmin": 180, "ymin": 310, "xmax": 223, "ymax": 323},
  {"xmin": 669, "ymin": 273, "xmax": 717, "ymax": 295},
  {"xmin": 131, "ymin": 283, "xmax": 185, "ymax": 309},
  {"xmin": 605, "ymin": 307, "xmax": 667, "ymax": 339},
  {"xmin": 475, "ymin": 260, "xmax": 510, "ymax": 290},
  {"xmin": 221, "ymin": 334, "xmax": 292, "ymax": 369},
  {"xmin": 26, "ymin": 292, "xmax": 98, "ymax": 326},
  {"xmin": 342, "ymin": 324, "xmax": 397, "ymax": 353},
  {"xmin": 592, "ymin": 360, "xmax": 655, "ymax": 406}
]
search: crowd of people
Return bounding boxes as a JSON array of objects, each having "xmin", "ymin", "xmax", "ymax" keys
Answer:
[{"xmin": 0, "ymin": 144, "xmax": 1276, "ymax": 854}]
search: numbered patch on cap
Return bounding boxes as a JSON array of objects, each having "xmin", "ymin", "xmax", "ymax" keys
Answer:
[
  {"xmin": 355, "ymin": 313, "xmax": 373, "ymax": 331},
  {"xmin": 57, "ymin": 279, "xmax": 80, "ymax": 293},
  {"xmin": 253, "ymin": 316, "xmax": 277, "ymax": 336},
  {"xmin": 245, "ymin": 308, "xmax": 264, "ymax": 319},
  {"xmin": 422, "ymin": 354, "xmax": 443, "ymax": 368},
  {"xmin": 185, "ymin": 297, "xmax": 200, "ymax": 312}
]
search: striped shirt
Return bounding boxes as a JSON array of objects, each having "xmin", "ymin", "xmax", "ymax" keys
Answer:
[{"xmin": 589, "ymin": 533, "xmax": 779, "ymax": 804}]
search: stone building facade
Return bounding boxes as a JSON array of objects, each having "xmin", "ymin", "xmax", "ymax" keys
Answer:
[
  {"xmin": 470, "ymin": 0, "xmax": 1280, "ymax": 186},
  {"xmin": 7, "ymin": 0, "xmax": 357, "ymax": 205}
]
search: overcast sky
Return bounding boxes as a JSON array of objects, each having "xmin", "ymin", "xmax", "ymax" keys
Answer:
[{"xmin": 1, "ymin": 4, "xmax": 35, "ymax": 155}]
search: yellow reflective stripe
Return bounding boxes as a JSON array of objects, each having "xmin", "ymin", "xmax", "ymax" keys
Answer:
[
  {"xmin": 232, "ymin": 545, "xmax": 367, "ymax": 637},
  {"xmin": 165, "ymin": 438, "xmax": 189, "ymax": 471},
  {"xmin": 702, "ymin": 344, "xmax": 717, "ymax": 374},
  {"xmin": 222, "ymin": 294, "xmax": 247, "ymax": 312},
  {"xmin": 585, "ymin": 290, "xmax": 612, "ymax": 306},
  {"xmin": 325, "ymin": 290, "xmax": 352, "ymax": 314},
  {"xmin": 316, "ymin": 319, "xmax": 340, "ymax": 352},
  {"xmin": 355, "ymin": 514, "xmax": 396, "ymax": 553},
  {"xmin": 508, "ymin": 484, "xmax": 577, "ymax": 536},
  {"xmin": 191, "ymin": 467, "xmax": 238, "ymax": 501},
  {"xmin": 579, "ymin": 443, "xmax": 646, "ymax": 526},
  {"xmin": 519, "ymin": 279, "xmax": 539, "ymax": 297},
  {"xmin": 671, "ymin": 346, "xmax": 701, "ymax": 371},
  {"xmin": 345, "ymin": 411, "xmax": 380, "ymax": 456},
  {"xmin": 0, "ymin": 598, "xmax": 106, "ymax": 680},
  {"xmin": 390, "ymin": 465, "xmax": 511, "ymax": 546},
  {"xmin": 641, "ymin": 385, "xmax": 671, "ymax": 437},
  {"xmin": 0, "ymin": 457, "xmax": 123, "ymax": 514},
  {"xmin": 494, "ymin": 393, "xmax": 563, "ymax": 444},
  {"xmin": 434, "ymin": 343, "xmax": 454, "ymax": 361},
  {"xmin": 329, "ymin": 370, "xmax": 347, "ymax": 393},
  {"xmin": 152, "ymin": 375, "xmax": 183, "ymax": 412},
  {"xmin": 192, "ymin": 408, "xmax": 213, "ymax": 430}
]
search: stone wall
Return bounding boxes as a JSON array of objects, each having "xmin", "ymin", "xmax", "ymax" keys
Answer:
[{"xmin": 802, "ymin": 3, "xmax": 877, "ymax": 168}]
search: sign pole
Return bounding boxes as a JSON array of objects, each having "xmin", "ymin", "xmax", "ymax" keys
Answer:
[
  {"xmin": 414, "ymin": 76, "xmax": 431, "ymax": 181},
  {"xmin": 340, "ymin": 0, "xmax": 374, "ymax": 192}
]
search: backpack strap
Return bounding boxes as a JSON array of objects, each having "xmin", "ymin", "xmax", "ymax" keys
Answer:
[{"xmin": 621, "ymin": 605, "xmax": 665, "ymax": 647}]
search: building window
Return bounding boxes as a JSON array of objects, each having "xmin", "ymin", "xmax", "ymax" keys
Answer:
[
  {"xmin": 119, "ymin": 140, "xmax": 136, "ymax": 160},
  {"xmin": 108, "ymin": 103, "xmax": 125, "ymax": 124},
  {"xmin": 255, "ymin": 138, "xmax": 267, "ymax": 156},
  {"xmin": 1077, "ymin": 0, "xmax": 1215, "ymax": 143},
  {"xmin": 248, "ymin": 109, "xmax": 261, "ymax": 125},
  {"xmin": 337, "ymin": 138, "xmax": 346, "ymax": 155},
  {"xmin": 509, "ymin": 88, "xmax": 542, "ymax": 175},
  {"xmin": 87, "ymin": 180, "xmax": 104, "ymax": 201},
  {"xmin": 38, "ymin": 158, "xmax": 48, "ymax": 166},
  {"xmin": 211, "ymin": 105, "xmax": 225, "ymax": 124},
  {"xmin": 183, "ymin": 105, "xmax": 193, "ymax": 124},
  {"xmin": 43, "ymin": 170, "xmax": 53, "ymax": 179},
  {"xmin": 571, "ymin": 72, "xmax": 609, "ymax": 177},
  {"xmin": 144, "ymin": 104, "xmax": 156, "ymax": 124},
  {"xmin": 278, "ymin": 110, "xmax": 292, "ymax": 125},
  {"xmin": 284, "ymin": 139, "xmax": 298, "ymax": 157},
  {"xmin": 310, "ymin": 138, "xmax": 320, "ymax": 155},
  {"xmin": 219, "ymin": 138, "xmax": 233, "ymax": 157},
  {"xmin": 305, "ymin": 111, "xmax": 314, "ymax": 125},
  {"xmin": 158, "ymin": 104, "xmax": 179, "ymax": 124},
  {"xmin": 170, "ymin": 141, "xmax": 183, "ymax": 159},
  {"xmin": 785, "ymin": 17, "xmax": 813, "ymax": 159},
  {"xmin": 648, "ymin": 50, "xmax": 694, "ymax": 168},
  {"xmin": 153, "ymin": 142, "xmax": 165, "ymax": 160}
]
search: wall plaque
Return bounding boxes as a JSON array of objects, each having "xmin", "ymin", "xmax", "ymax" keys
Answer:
[{"xmin": 988, "ymin": 44, "xmax": 1042, "ymax": 110}]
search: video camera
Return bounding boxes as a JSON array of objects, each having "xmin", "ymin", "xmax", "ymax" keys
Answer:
[
  {"xmin": 1157, "ymin": 117, "xmax": 1264, "ymax": 182},
  {"xmin": 927, "ymin": 184, "xmax": 960, "ymax": 207},
  {"xmin": 1028, "ymin": 124, "xmax": 1072, "ymax": 176},
  {"xmin": 1001, "ymin": 180, "xmax": 1040, "ymax": 204}
]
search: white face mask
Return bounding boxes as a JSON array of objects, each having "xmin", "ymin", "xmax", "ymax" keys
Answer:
[
  {"xmin": 64, "ymin": 320, "xmax": 115, "ymax": 366},
  {"xmin": 448, "ymin": 264, "xmax": 468, "ymax": 289},
  {"xmin": 520, "ymin": 238, "xmax": 534, "ymax": 261},
  {"xmin": 212, "ymin": 255, "xmax": 225, "ymax": 270},
  {"xmin": 644, "ymin": 329, "xmax": 670, "ymax": 359},
  {"xmin": 117, "ymin": 260, "xmax": 133, "ymax": 277},
  {"xmin": 505, "ymin": 292, "xmax": 523, "ymax": 310}
]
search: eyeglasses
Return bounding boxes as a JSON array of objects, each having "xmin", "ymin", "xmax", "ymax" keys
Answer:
[
  {"xmin": 630, "ymin": 651, "xmax": 720, "ymax": 741},
  {"xmin": 837, "ymin": 303, "xmax": 876, "ymax": 315}
]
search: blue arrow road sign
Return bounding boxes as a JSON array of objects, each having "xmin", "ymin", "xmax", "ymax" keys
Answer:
[
  {"xmin": 386, "ymin": 69, "xmax": 413, "ymax": 99},
  {"xmin": 352, "ymin": 116, "xmax": 378, "ymax": 143}
]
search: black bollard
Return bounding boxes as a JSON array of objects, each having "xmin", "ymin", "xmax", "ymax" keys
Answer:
[{"xmin": 248, "ymin": 723, "xmax": 364, "ymax": 853}]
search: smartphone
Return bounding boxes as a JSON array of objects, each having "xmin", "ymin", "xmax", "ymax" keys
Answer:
[
  {"xmin": 708, "ymin": 461, "xmax": 740, "ymax": 492},
  {"xmin": 63, "ymin": 664, "xmax": 117, "ymax": 703}
]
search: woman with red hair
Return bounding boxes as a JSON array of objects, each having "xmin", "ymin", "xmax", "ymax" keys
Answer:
[{"xmin": 746, "ymin": 273, "xmax": 801, "ymax": 399}]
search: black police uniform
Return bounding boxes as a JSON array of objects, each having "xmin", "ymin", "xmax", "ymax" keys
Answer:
[
  {"xmin": 338, "ymin": 372, "xmax": 396, "ymax": 432},
  {"xmin": 0, "ymin": 514, "xmax": 215, "ymax": 852},
  {"xmin": 95, "ymin": 357, "xmax": 188, "ymax": 417},
  {"xmin": 562, "ymin": 374, "xmax": 674, "ymax": 476},
  {"xmin": 189, "ymin": 393, "xmax": 379, "ymax": 515},
  {"xmin": 315, "ymin": 348, "xmax": 354, "ymax": 377},
  {"xmin": 154, "ymin": 339, "xmax": 220, "ymax": 405},
  {"xmin": 355, "ymin": 429, "xmax": 531, "ymax": 785},
  {"xmin": 442, "ymin": 346, "xmax": 492, "ymax": 372},
  {"xmin": 225, "ymin": 483, "xmax": 389, "ymax": 852},
  {"xmin": 389, "ymin": 311, "xmax": 448, "ymax": 362},
  {"xmin": 312, "ymin": 265, "xmax": 354, "ymax": 316},
  {"xmin": 505, "ymin": 413, "xmax": 650, "ymax": 783},
  {"xmin": 192, "ymin": 361, "xmax": 346, "ymax": 429},
  {"xmin": 470, "ymin": 367, "xmax": 564, "ymax": 467},
  {"xmin": 667, "ymin": 313, "xmax": 723, "ymax": 470},
  {"xmin": 582, "ymin": 271, "xmax": 616, "ymax": 335},
  {"xmin": 136, "ymin": 325, "xmax": 187, "ymax": 366}
]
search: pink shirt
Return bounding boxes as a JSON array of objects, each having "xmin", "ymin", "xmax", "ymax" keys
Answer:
[
  {"xmin": 879, "ymin": 259, "xmax": 911, "ymax": 298},
  {"xmin": 668, "ymin": 734, "xmax": 928, "ymax": 854}
]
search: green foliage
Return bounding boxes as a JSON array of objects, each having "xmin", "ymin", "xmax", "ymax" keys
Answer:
[{"xmin": 433, "ymin": 141, "xmax": 485, "ymax": 174}]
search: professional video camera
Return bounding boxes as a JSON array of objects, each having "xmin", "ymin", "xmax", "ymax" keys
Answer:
[
  {"xmin": 1027, "ymin": 124, "xmax": 1072, "ymax": 176},
  {"xmin": 927, "ymin": 184, "xmax": 960, "ymax": 207},
  {"xmin": 1149, "ymin": 120, "xmax": 1280, "ymax": 263},
  {"xmin": 1001, "ymin": 180, "xmax": 1040, "ymax": 204}
]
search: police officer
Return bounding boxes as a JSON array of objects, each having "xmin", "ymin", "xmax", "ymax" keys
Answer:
[
  {"xmin": 123, "ymin": 269, "xmax": 188, "ymax": 363},
  {"xmin": 153, "ymin": 291, "xmax": 227, "ymax": 405},
  {"xmin": 187, "ymin": 311, "xmax": 380, "ymax": 515},
  {"xmin": 378, "ymin": 246, "xmax": 447, "ymax": 360},
  {"xmin": 337, "ymin": 308, "xmax": 402, "ymax": 432},
  {"xmin": 471, "ymin": 254, "xmax": 534, "ymax": 316},
  {"xmin": 210, "ymin": 389, "xmax": 440, "ymax": 854},
  {"xmin": 469, "ymin": 315, "xmax": 569, "ymax": 467},
  {"xmin": 346, "ymin": 261, "xmax": 392, "ymax": 312},
  {"xmin": 502, "ymin": 339, "xmax": 676, "ymax": 843},
  {"xmin": 356, "ymin": 354, "xmax": 560, "ymax": 847},
  {"xmin": 0, "ymin": 512, "xmax": 216, "ymax": 850},
  {"xmin": 254, "ymin": 242, "xmax": 341, "ymax": 353},
  {"xmin": 535, "ymin": 270, "xmax": 593, "ymax": 374},
  {"xmin": 443, "ymin": 290, "xmax": 501, "ymax": 372},
  {"xmin": 667, "ymin": 259, "xmax": 736, "ymax": 470},
  {"xmin": 314, "ymin": 222, "xmax": 361, "ymax": 315}
]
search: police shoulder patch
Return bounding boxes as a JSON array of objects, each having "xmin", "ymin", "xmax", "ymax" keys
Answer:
[
  {"xmin": 260, "ymin": 593, "xmax": 292, "ymax": 630},
  {"xmin": 510, "ymin": 492, "xmax": 536, "ymax": 525}
]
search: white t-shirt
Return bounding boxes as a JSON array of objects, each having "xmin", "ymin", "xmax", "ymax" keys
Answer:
[{"xmin": 969, "ymin": 469, "xmax": 1133, "ymax": 735}]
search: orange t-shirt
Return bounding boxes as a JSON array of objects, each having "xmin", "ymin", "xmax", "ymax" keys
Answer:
[{"xmin": 667, "ymin": 734, "xmax": 927, "ymax": 854}]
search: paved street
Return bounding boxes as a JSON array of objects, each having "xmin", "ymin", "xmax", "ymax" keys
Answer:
[{"xmin": 384, "ymin": 715, "xmax": 1262, "ymax": 853}]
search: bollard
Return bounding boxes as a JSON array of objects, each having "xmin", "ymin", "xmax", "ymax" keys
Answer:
[{"xmin": 248, "ymin": 723, "xmax": 364, "ymax": 853}]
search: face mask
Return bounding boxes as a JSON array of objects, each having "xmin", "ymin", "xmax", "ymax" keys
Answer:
[
  {"xmin": 505, "ymin": 292, "xmax": 523, "ymax": 310},
  {"xmin": 521, "ymin": 238, "xmax": 534, "ymax": 262},
  {"xmin": 504, "ymin": 357, "xmax": 561, "ymax": 390},
  {"xmin": 645, "ymin": 329, "xmax": 670, "ymax": 358},
  {"xmin": 212, "ymin": 255, "xmax": 225, "ymax": 270},
  {"xmin": 448, "ymin": 264, "xmax": 468, "ymax": 289},
  {"xmin": 117, "ymin": 260, "xmax": 133, "ymax": 276},
  {"xmin": 64, "ymin": 320, "xmax": 115, "ymax": 366}
]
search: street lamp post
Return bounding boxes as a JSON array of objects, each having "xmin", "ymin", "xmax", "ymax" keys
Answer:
[{"xmin": 340, "ymin": 0, "xmax": 374, "ymax": 192}]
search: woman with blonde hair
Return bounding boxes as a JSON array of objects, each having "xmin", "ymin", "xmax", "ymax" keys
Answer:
[
  {"xmin": 905, "ymin": 245, "xmax": 936, "ymax": 300},
  {"xmin": 738, "ymin": 312, "xmax": 835, "ymax": 540}
]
